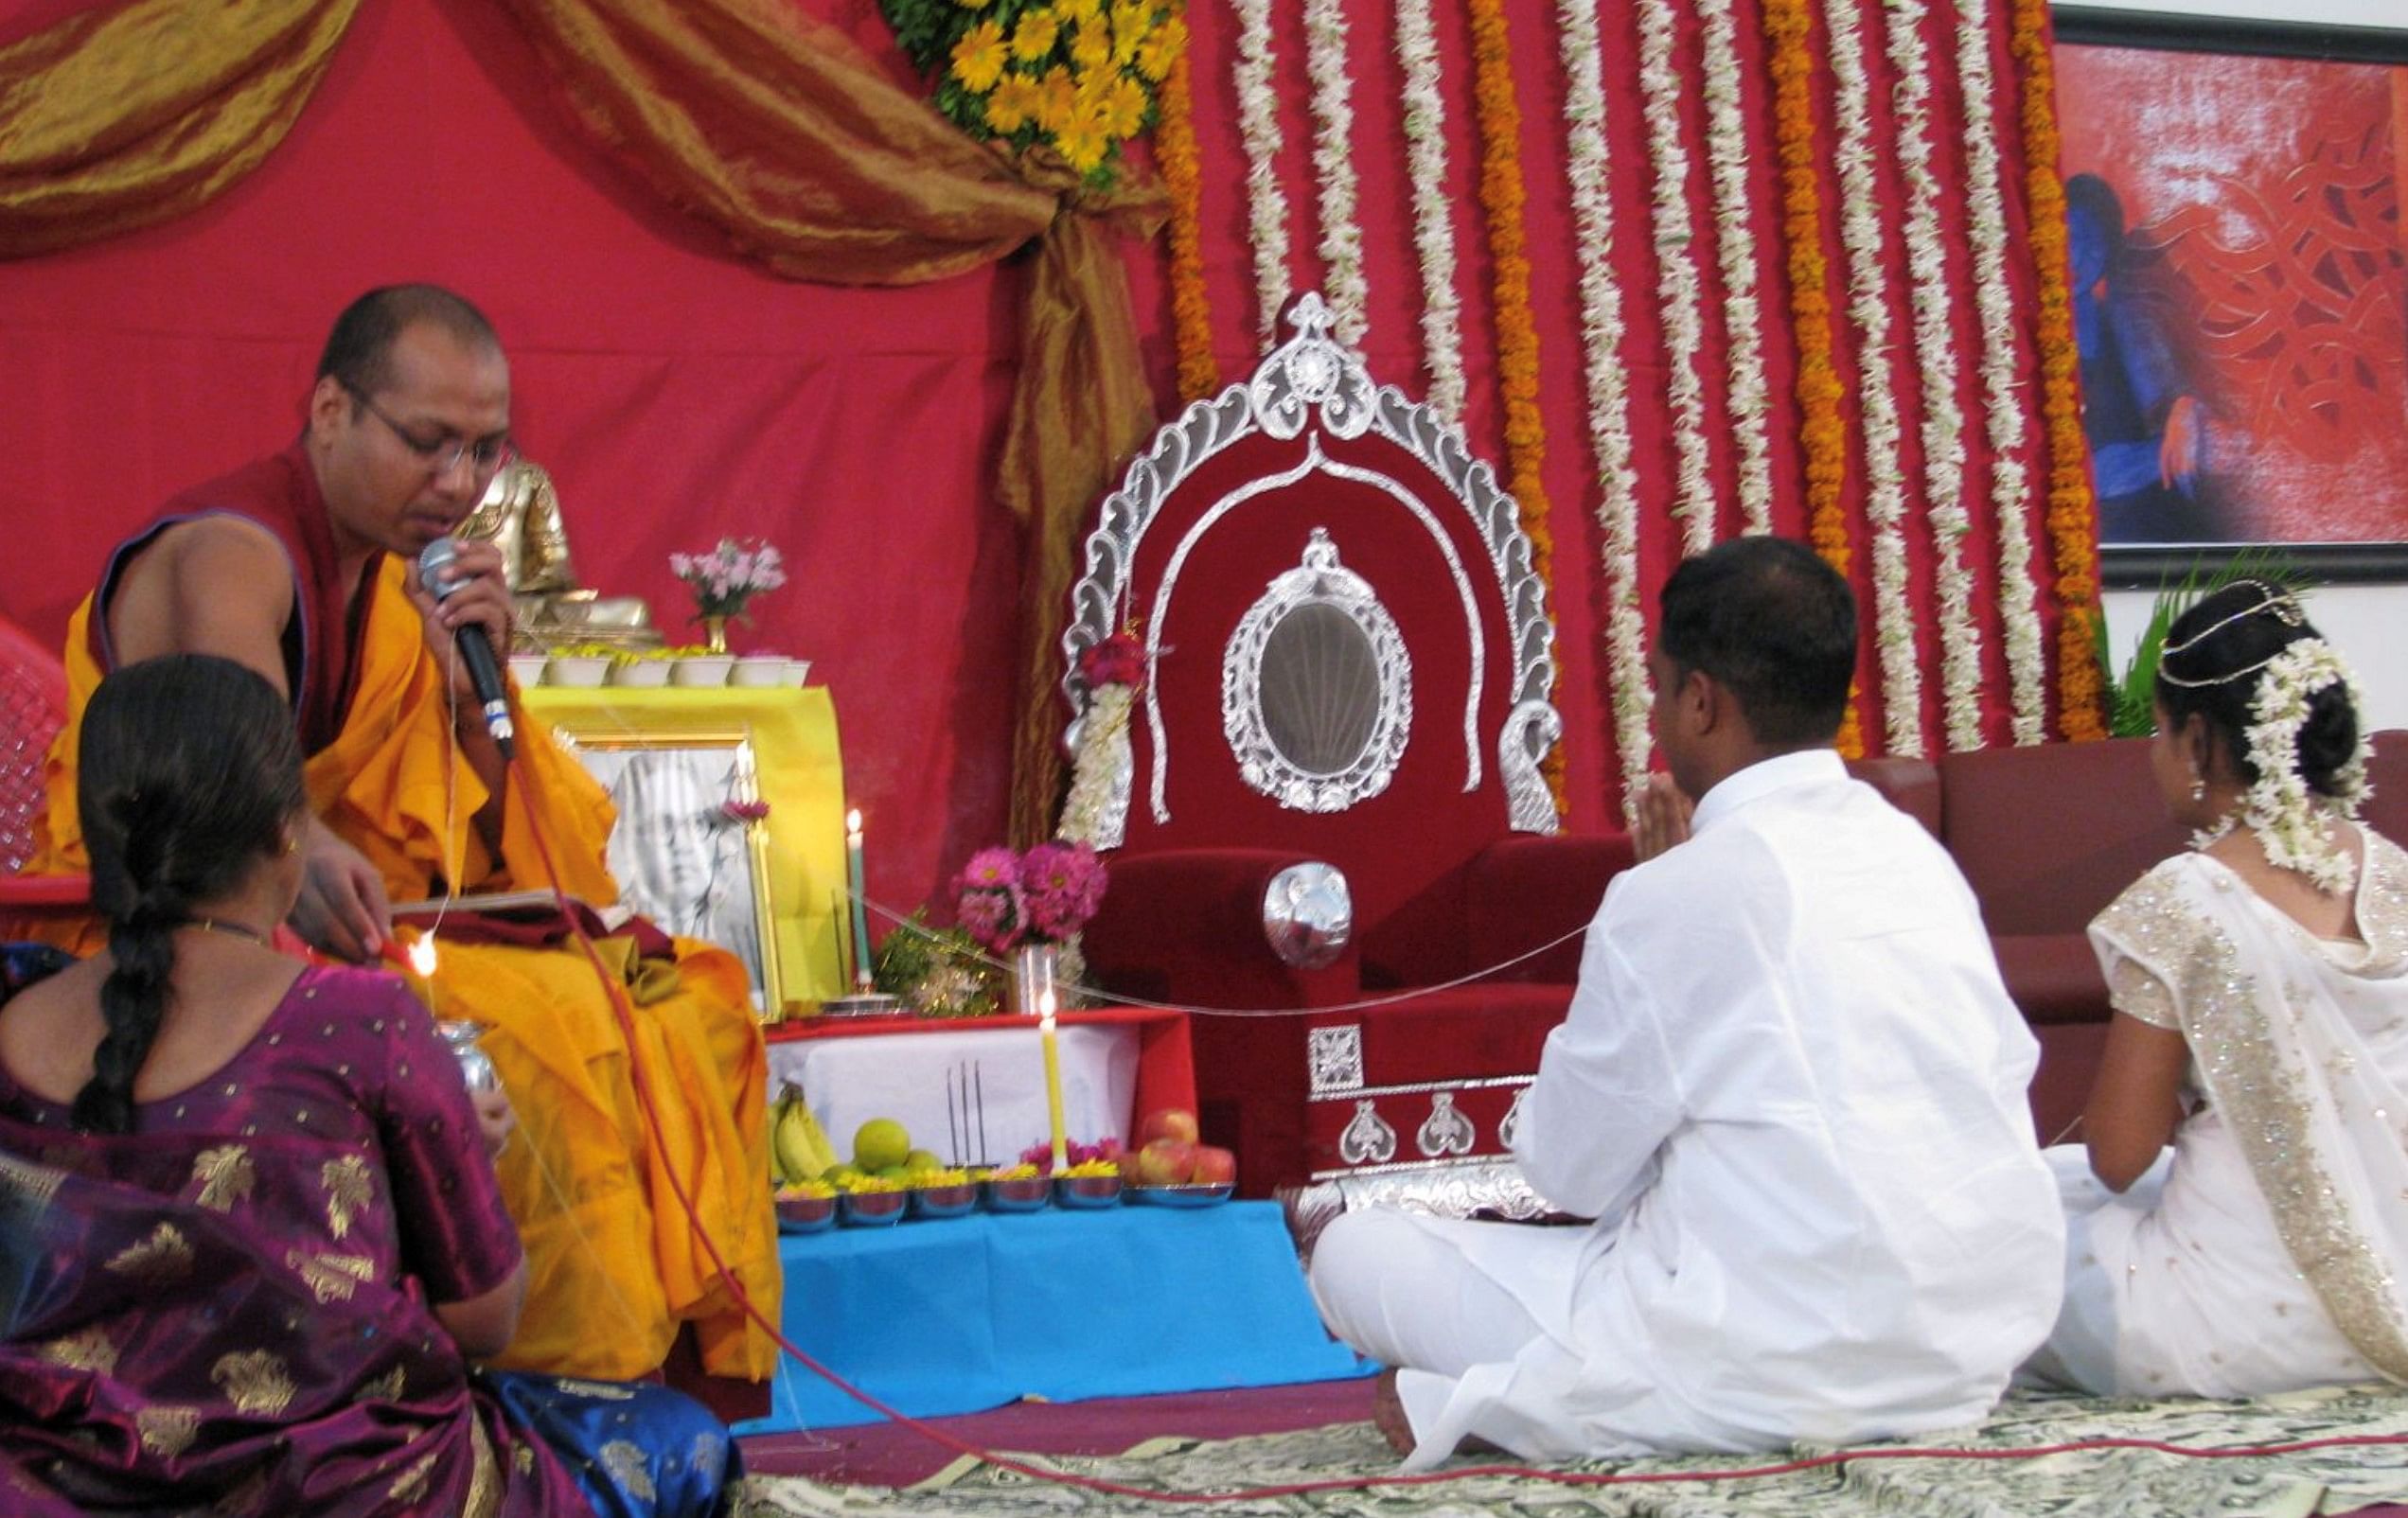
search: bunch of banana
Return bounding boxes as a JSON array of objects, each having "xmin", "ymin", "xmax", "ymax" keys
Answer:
[{"xmin": 770, "ymin": 1085, "xmax": 840, "ymax": 1185}]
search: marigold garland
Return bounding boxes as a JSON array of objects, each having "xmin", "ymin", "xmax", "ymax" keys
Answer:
[
  {"xmin": 1158, "ymin": 36, "xmax": 1218, "ymax": 401},
  {"xmin": 1762, "ymin": 0, "xmax": 1863, "ymax": 758},
  {"xmin": 1466, "ymin": 0, "xmax": 1563, "ymax": 815},
  {"xmin": 2008, "ymin": 0, "xmax": 2107, "ymax": 740}
]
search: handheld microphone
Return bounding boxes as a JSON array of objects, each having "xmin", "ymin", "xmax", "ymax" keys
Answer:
[{"xmin": 416, "ymin": 538, "xmax": 517, "ymax": 760}]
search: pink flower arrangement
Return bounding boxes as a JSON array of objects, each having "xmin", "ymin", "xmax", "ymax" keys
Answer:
[
  {"xmin": 671, "ymin": 538, "xmax": 787, "ymax": 619},
  {"xmin": 953, "ymin": 840, "xmax": 1108, "ymax": 953},
  {"xmin": 1078, "ymin": 631, "xmax": 1147, "ymax": 692}
]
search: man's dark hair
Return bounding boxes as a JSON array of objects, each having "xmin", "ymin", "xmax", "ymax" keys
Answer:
[
  {"xmin": 315, "ymin": 285, "xmax": 500, "ymax": 399},
  {"xmin": 1657, "ymin": 537, "xmax": 1857, "ymax": 747}
]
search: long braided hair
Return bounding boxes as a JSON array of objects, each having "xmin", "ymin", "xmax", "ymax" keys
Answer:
[{"xmin": 71, "ymin": 655, "xmax": 305, "ymax": 1135}]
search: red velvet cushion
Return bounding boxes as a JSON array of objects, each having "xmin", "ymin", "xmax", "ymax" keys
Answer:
[
  {"xmin": 1848, "ymin": 755, "xmax": 1942, "ymax": 838},
  {"xmin": 1461, "ymin": 834, "xmax": 1633, "ymax": 984},
  {"xmin": 1991, "ymin": 932, "xmax": 2112, "ymax": 1026},
  {"xmin": 1939, "ymin": 738, "xmax": 2188, "ymax": 937}
]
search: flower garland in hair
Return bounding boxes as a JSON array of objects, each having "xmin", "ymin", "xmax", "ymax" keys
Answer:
[
  {"xmin": 1059, "ymin": 632, "xmax": 1147, "ymax": 847},
  {"xmin": 1954, "ymin": 0, "xmax": 2045, "ymax": 746},
  {"xmin": 1698, "ymin": 0, "xmax": 1775, "ymax": 536},
  {"xmin": 1395, "ymin": 0, "xmax": 1465, "ymax": 420},
  {"xmin": 1762, "ymin": 0, "xmax": 1864, "ymax": 757},
  {"xmin": 1303, "ymin": 0, "xmax": 1368, "ymax": 344},
  {"xmin": 1232, "ymin": 0, "xmax": 1292, "ymax": 344},
  {"xmin": 1636, "ymin": 0, "xmax": 1717, "ymax": 556},
  {"xmin": 2214, "ymin": 641, "xmax": 2375, "ymax": 895},
  {"xmin": 1559, "ymin": 0, "xmax": 1652, "ymax": 821},
  {"xmin": 1160, "ymin": 36, "xmax": 1219, "ymax": 402},
  {"xmin": 1467, "ymin": 0, "xmax": 1564, "ymax": 815},
  {"xmin": 2007, "ymin": 0, "xmax": 2106, "ymax": 740},
  {"xmin": 1884, "ymin": 0, "xmax": 1983, "ymax": 751},
  {"xmin": 1825, "ymin": 0, "xmax": 1923, "ymax": 756}
]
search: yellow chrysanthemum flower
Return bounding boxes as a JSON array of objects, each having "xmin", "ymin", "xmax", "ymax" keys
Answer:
[
  {"xmin": 1054, "ymin": 109, "xmax": 1111, "ymax": 174},
  {"xmin": 956, "ymin": 0, "xmax": 994, "ymax": 10},
  {"xmin": 986, "ymin": 71, "xmax": 1044, "ymax": 132},
  {"xmin": 950, "ymin": 19, "xmax": 1009, "ymax": 93},
  {"xmin": 1133, "ymin": 13, "xmax": 1182, "ymax": 81},
  {"xmin": 1034, "ymin": 64, "xmax": 1079, "ymax": 132},
  {"xmin": 1110, "ymin": 2, "xmax": 1152, "ymax": 64},
  {"xmin": 1101, "ymin": 73, "xmax": 1148, "ymax": 139},
  {"xmin": 1009, "ymin": 8, "xmax": 1060, "ymax": 62},
  {"xmin": 1068, "ymin": 19, "xmax": 1111, "ymax": 72},
  {"xmin": 1056, "ymin": 0, "xmax": 1104, "ymax": 22}
]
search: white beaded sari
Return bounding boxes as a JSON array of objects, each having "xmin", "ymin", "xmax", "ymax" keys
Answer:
[{"xmin": 2042, "ymin": 831, "xmax": 2408, "ymax": 1397}]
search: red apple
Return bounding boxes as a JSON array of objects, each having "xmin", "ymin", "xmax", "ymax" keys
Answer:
[
  {"xmin": 1132, "ymin": 1138, "xmax": 1195, "ymax": 1186},
  {"xmin": 1189, "ymin": 1145, "xmax": 1236, "ymax": 1187},
  {"xmin": 1140, "ymin": 1107, "xmax": 1200, "ymax": 1145}
]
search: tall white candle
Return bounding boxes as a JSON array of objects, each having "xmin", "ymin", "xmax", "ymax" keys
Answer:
[{"xmin": 845, "ymin": 807, "xmax": 873, "ymax": 991}]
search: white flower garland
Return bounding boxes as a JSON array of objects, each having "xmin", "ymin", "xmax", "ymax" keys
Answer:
[
  {"xmin": 1394, "ymin": 0, "xmax": 1465, "ymax": 420},
  {"xmin": 1825, "ymin": 0, "xmax": 1923, "ymax": 755},
  {"xmin": 1303, "ymin": 0, "xmax": 1368, "ymax": 346},
  {"xmin": 1233, "ymin": 0, "xmax": 1292, "ymax": 345},
  {"xmin": 2218, "ymin": 640, "xmax": 2375, "ymax": 895},
  {"xmin": 1953, "ymin": 0, "xmax": 2046, "ymax": 745},
  {"xmin": 1059, "ymin": 684, "xmax": 1136, "ymax": 849},
  {"xmin": 1636, "ymin": 0, "xmax": 1717, "ymax": 556},
  {"xmin": 1697, "ymin": 0, "xmax": 1774, "ymax": 536},
  {"xmin": 1884, "ymin": 0, "xmax": 1982, "ymax": 751},
  {"xmin": 1558, "ymin": 0, "xmax": 1652, "ymax": 821}
]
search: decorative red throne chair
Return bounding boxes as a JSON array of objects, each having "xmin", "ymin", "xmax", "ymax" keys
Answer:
[{"xmin": 1064, "ymin": 295, "xmax": 1629, "ymax": 1215}]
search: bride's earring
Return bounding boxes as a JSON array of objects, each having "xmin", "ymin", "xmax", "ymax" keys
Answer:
[{"xmin": 2189, "ymin": 773, "xmax": 2206, "ymax": 804}]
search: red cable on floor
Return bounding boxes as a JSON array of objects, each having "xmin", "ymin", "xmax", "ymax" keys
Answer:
[{"xmin": 500, "ymin": 762, "xmax": 2408, "ymax": 1505}]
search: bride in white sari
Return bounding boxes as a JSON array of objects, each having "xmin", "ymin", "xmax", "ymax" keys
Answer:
[{"xmin": 2037, "ymin": 581, "xmax": 2408, "ymax": 1397}]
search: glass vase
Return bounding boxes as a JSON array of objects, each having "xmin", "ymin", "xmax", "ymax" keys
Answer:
[
  {"xmin": 699, "ymin": 614, "xmax": 730, "ymax": 655},
  {"xmin": 1007, "ymin": 942, "xmax": 1058, "ymax": 1016}
]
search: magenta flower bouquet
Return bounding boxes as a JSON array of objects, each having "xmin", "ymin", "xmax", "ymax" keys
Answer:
[
  {"xmin": 954, "ymin": 840, "xmax": 1107, "ymax": 954},
  {"xmin": 670, "ymin": 538, "xmax": 787, "ymax": 621}
]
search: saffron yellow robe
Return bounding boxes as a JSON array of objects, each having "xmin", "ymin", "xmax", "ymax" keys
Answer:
[{"xmin": 32, "ymin": 562, "xmax": 780, "ymax": 1383}]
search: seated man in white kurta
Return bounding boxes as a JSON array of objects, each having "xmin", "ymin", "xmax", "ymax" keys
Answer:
[{"xmin": 1309, "ymin": 537, "xmax": 2064, "ymax": 1469}]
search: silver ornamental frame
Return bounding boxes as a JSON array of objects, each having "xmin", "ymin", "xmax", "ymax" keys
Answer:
[{"xmin": 1061, "ymin": 292, "xmax": 1562, "ymax": 838}]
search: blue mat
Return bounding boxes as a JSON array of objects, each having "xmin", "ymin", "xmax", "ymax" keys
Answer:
[{"xmin": 736, "ymin": 1200, "xmax": 1373, "ymax": 1433}]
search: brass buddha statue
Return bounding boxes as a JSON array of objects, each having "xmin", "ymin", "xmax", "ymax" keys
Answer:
[{"xmin": 462, "ymin": 458, "xmax": 662, "ymax": 650}]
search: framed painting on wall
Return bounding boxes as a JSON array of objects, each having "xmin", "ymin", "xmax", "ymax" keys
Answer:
[{"xmin": 2052, "ymin": 7, "xmax": 2408, "ymax": 585}]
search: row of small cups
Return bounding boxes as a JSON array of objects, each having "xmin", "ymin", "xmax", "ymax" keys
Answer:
[{"xmin": 510, "ymin": 652, "xmax": 812, "ymax": 689}]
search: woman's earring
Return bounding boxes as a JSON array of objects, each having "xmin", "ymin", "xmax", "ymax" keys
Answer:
[
  {"xmin": 284, "ymin": 834, "xmax": 301, "ymax": 856},
  {"xmin": 2188, "ymin": 774, "xmax": 2206, "ymax": 804}
]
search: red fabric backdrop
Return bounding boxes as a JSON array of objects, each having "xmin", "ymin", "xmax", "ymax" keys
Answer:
[{"xmin": 0, "ymin": 0, "xmax": 2079, "ymax": 918}]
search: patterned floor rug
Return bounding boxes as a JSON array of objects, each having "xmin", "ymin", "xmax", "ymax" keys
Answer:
[{"xmin": 736, "ymin": 1384, "xmax": 2408, "ymax": 1518}]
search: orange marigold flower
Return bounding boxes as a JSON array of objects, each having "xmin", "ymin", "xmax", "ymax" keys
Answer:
[
  {"xmin": 1034, "ymin": 64, "xmax": 1078, "ymax": 132},
  {"xmin": 987, "ymin": 70, "xmax": 1044, "ymax": 132},
  {"xmin": 951, "ymin": 19, "xmax": 1010, "ymax": 93},
  {"xmin": 1135, "ymin": 15, "xmax": 1182, "ymax": 81},
  {"xmin": 1011, "ymin": 8, "xmax": 1061, "ymax": 62},
  {"xmin": 1100, "ymin": 73, "xmax": 1148, "ymax": 138}
]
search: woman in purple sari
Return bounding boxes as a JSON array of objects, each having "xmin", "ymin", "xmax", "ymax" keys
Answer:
[{"xmin": 0, "ymin": 654, "xmax": 741, "ymax": 1516}]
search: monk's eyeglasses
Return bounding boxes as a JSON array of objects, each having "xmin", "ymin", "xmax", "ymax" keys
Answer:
[{"xmin": 341, "ymin": 380, "xmax": 515, "ymax": 479}]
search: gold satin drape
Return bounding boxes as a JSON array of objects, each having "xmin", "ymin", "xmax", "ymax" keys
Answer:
[
  {"xmin": 0, "ymin": 0, "xmax": 1162, "ymax": 840},
  {"xmin": 0, "ymin": 0, "xmax": 360, "ymax": 257}
]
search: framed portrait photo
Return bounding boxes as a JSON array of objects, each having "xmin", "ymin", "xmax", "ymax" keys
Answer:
[
  {"xmin": 2052, "ymin": 7, "xmax": 2408, "ymax": 586},
  {"xmin": 549, "ymin": 727, "xmax": 785, "ymax": 1014}
]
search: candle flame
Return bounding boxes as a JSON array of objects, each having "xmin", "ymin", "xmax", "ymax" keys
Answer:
[
  {"xmin": 1037, "ymin": 985, "xmax": 1057, "ymax": 1020},
  {"xmin": 845, "ymin": 807, "xmax": 862, "ymax": 833},
  {"xmin": 407, "ymin": 936, "xmax": 439, "ymax": 979}
]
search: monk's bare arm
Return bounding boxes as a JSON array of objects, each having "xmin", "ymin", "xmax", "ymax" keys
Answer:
[{"xmin": 104, "ymin": 517, "xmax": 296, "ymax": 693}]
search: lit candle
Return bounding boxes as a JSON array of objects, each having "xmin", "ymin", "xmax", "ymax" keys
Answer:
[
  {"xmin": 1038, "ymin": 984, "xmax": 1069, "ymax": 1172},
  {"xmin": 844, "ymin": 807, "xmax": 873, "ymax": 991}
]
